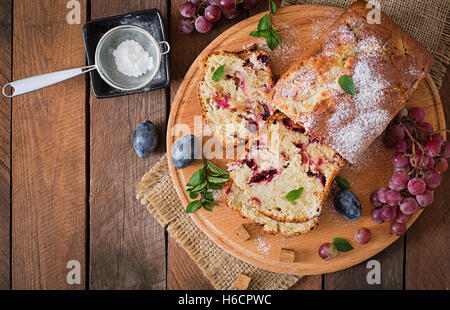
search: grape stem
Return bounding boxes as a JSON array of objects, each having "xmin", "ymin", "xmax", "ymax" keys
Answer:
[{"xmin": 400, "ymin": 122, "xmax": 424, "ymax": 173}]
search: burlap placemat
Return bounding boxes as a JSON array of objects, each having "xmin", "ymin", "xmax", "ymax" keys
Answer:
[
  {"xmin": 136, "ymin": 155, "xmax": 299, "ymax": 290},
  {"xmin": 137, "ymin": 1, "xmax": 450, "ymax": 290},
  {"xmin": 281, "ymin": 0, "xmax": 450, "ymax": 89}
]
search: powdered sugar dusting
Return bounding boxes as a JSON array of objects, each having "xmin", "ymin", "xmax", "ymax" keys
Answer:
[
  {"xmin": 256, "ymin": 237, "xmax": 271, "ymax": 255},
  {"xmin": 326, "ymin": 53, "xmax": 391, "ymax": 161}
]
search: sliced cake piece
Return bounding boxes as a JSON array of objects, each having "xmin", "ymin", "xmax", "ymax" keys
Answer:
[
  {"xmin": 227, "ymin": 112, "xmax": 344, "ymax": 223},
  {"xmin": 224, "ymin": 181, "xmax": 319, "ymax": 236},
  {"xmin": 199, "ymin": 48, "xmax": 274, "ymax": 147},
  {"xmin": 269, "ymin": 0, "xmax": 434, "ymax": 163}
]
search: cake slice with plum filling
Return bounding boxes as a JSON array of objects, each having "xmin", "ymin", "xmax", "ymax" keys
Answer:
[
  {"xmin": 198, "ymin": 48, "xmax": 274, "ymax": 147},
  {"xmin": 226, "ymin": 112, "xmax": 344, "ymax": 224}
]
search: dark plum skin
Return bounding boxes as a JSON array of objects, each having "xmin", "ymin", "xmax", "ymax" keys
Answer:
[
  {"xmin": 133, "ymin": 121, "xmax": 159, "ymax": 158},
  {"xmin": 334, "ymin": 190, "xmax": 361, "ymax": 221},
  {"xmin": 172, "ymin": 134, "xmax": 200, "ymax": 169}
]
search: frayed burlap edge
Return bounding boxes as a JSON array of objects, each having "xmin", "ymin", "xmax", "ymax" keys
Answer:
[
  {"xmin": 281, "ymin": 0, "xmax": 450, "ymax": 89},
  {"xmin": 137, "ymin": 154, "xmax": 300, "ymax": 290}
]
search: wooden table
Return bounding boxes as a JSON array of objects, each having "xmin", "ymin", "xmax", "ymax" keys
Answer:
[{"xmin": 0, "ymin": 0, "xmax": 448, "ymax": 290}]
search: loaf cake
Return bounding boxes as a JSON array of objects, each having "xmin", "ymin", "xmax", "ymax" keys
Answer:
[
  {"xmin": 199, "ymin": 48, "xmax": 274, "ymax": 147},
  {"xmin": 226, "ymin": 112, "xmax": 344, "ymax": 224},
  {"xmin": 270, "ymin": 0, "xmax": 434, "ymax": 163}
]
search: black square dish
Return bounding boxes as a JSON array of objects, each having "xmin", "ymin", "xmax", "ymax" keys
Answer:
[{"xmin": 83, "ymin": 9, "xmax": 170, "ymax": 98}]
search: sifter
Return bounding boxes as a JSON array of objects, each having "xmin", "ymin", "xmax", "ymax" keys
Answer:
[{"xmin": 2, "ymin": 25, "xmax": 170, "ymax": 97}]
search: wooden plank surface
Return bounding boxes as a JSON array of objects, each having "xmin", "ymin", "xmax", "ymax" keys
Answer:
[
  {"xmin": 11, "ymin": 0, "xmax": 87, "ymax": 289},
  {"xmin": 405, "ymin": 66, "xmax": 450, "ymax": 290},
  {"xmin": 167, "ymin": 0, "xmax": 248, "ymax": 290},
  {"xmin": 0, "ymin": 0, "xmax": 11, "ymax": 290},
  {"xmin": 89, "ymin": 0, "xmax": 167, "ymax": 289}
]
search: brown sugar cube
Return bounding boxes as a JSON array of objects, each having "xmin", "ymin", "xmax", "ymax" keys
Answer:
[
  {"xmin": 279, "ymin": 248, "xmax": 296, "ymax": 263},
  {"xmin": 235, "ymin": 224, "xmax": 251, "ymax": 241},
  {"xmin": 235, "ymin": 273, "xmax": 251, "ymax": 290}
]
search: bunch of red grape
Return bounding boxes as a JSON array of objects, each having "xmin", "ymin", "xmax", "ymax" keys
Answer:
[
  {"xmin": 370, "ymin": 107, "xmax": 449, "ymax": 236},
  {"xmin": 178, "ymin": 0, "xmax": 260, "ymax": 34}
]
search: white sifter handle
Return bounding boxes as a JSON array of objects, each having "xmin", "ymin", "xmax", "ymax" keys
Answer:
[{"xmin": 2, "ymin": 65, "xmax": 96, "ymax": 97}]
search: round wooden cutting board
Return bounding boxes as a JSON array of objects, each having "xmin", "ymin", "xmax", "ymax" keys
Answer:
[{"xmin": 167, "ymin": 5, "xmax": 446, "ymax": 275}]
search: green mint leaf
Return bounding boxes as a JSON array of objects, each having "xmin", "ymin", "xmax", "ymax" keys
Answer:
[
  {"xmin": 212, "ymin": 65, "xmax": 225, "ymax": 82},
  {"xmin": 258, "ymin": 14, "xmax": 271, "ymax": 31},
  {"xmin": 186, "ymin": 200, "xmax": 202, "ymax": 213},
  {"xmin": 208, "ymin": 175, "xmax": 229, "ymax": 184},
  {"xmin": 285, "ymin": 187, "xmax": 304, "ymax": 202},
  {"xmin": 203, "ymin": 205, "xmax": 213, "ymax": 212},
  {"xmin": 338, "ymin": 75, "xmax": 356, "ymax": 96},
  {"xmin": 267, "ymin": 35, "xmax": 277, "ymax": 51},
  {"xmin": 334, "ymin": 176, "xmax": 350, "ymax": 190},
  {"xmin": 203, "ymin": 199, "xmax": 219, "ymax": 206},
  {"xmin": 189, "ymin": 191, "xmax": 199, "ymax": 199},
  {"xmin": 333, "ymin": 238, "xmax": 354, "ymax": 252},
  {"xmin": 270, "ymin": 0, "xmax": 277, "ymax": 14},
  {"xmin": 249, "ymin": 31, "xmax": 262, "ymax": 37},
  {"xmin": 207, "ymin": 183, "xmax": 223, "ymax": 190},
  {"xmin": 186, "ymin": 166, "xmax": 206, "ymax": 187},
  {"xmin": 203, "ymin": 191, "xmax": 214, "ymax": 201},
  {"xmin": 206, "ymin": 160, "xmax": 228, "ymax": 176},
  {"xmin": 191, "ymin": 181, "xmax": 207, "ymax": 193},
  {"xmin": 271, "ymin": 28, "xmax": 282, "ymax": 49}
]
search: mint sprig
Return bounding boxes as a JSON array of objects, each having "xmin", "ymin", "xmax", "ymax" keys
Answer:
[
  {"xmin": 338, "ymin": 75, "xmax": 355, "ymax": 96},
  {"xmin": 212, "ymin": 65, "xmax": 225, "ymax": 82},
  {"xmin": 334, "ymin": 176, "xmax": 350, "ymax": 190},
  {"xmin": 249, "ymin": 2, "xmax": 282, "ymax": 50},
  {"xmin": 185, "ymin": 160, "xmax": 229, "ymax": 213},
  {"xmin": 285, "ymin": 187, "xmax": 304, "ymax": 202},
  {"xmin": 333, "ymin": 238, "xmax": 354, "ymax": 252}
]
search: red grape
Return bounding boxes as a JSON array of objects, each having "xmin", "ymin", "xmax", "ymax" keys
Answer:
[
  {"xmin": 195, "ymin": 16, "xmax": 213, "ymax": 33},
  {"xmin": 371, "ymin": 208, "xmax": 384, "ymax": 224},
  {"xmin": 407, "ymin": 177, "xmax": 426, "ymax": 195},
  {"xmin": 416, "ymin": 189, "xmax": 434, "ymax": 208},
  {"xmin": 354, "ymin": 227, "xmax": 371, "ymax": 244},
  {"xmin": 424, "ymin": 169, "xmax": 441, "ymax": 189},
  {"xmin": 392, "ymin": 151, "xmax": 409, "ymax": 168},
  {"xmin": 222, "ymin": 7, "xmax": 240, "ymax": 19},
  {"xmin": 180, "ymin": 1, "xmax": 196, "ymax": 17},
  {"xmin": 219, "ymin": 0, "xmax": 236, "ymax": 10},
  {"xmin": 242, "ymin": 0, "xmax": 259, "ymax": 10},
  {"xmin": 408, "ymin": 107, "xmax": 425, "ymax": 123},
  {"xmin": 399, "ymin": 197, "xmax": 419, "ymax": 215},
  {"xmin": 370, "ymin": 190, "xmax": 383, "ymax": 207},
  {"xmin": 208, "ymin": 0, "xmax": 221, "ymax": 5},
  {"xmin": 434, "ymin": 158, "xmax": 448, "ymax": 172},
  {"xmin": 395, "ymin": 139, "xmax": 408, "ymax": 152},
  {"xmin": 431, "ymin": 134, "xmax": 444, "ymax": 145},
  {"xmin": 178, "ymin": 19, "xmax": 194, "ymax": 34},
  {"xmin": 388, "ymin": 124, "xmax": 405, "ymax": 142},
  {"xmin": 394, "ymin": 208, "xmax": 410, "ymax": 223},
  {"xmin": 410, "ymin": 149, "xmax": 430, "ymax": 168},
  {"xmin": 380, "ymin": 205, "xmax": 396, "ymax": 221},
  {"xmin": 205, "ymin": 5, "xmax": 221, "ymax": 22},
  {"xmin": 425, "ymin": 140, "xmax": 441, "ymax": 157},
  {"xmin": 396, "ymin": 107, "xmax": 408, "ymax": 121},
  {"xmin": 318, "ymin": 243, "xmax": 337, "ymax": 261},
  {"xmin": 377, "ymin": 187, "xmax": 389, "ymax": 203},
  {"xmin": 388, "ymin": 171, "xmax": 410, "ymax": 191},
  {"xmin": 419, "ymin": 122, "xmax": 434, "ymax": 134},
  {"xmin": 441, "ymin": 141, "xmax": 450, "ymax": 159},
  {"xmin": 423, "ymin": 156, "xmax": 435, "ymax": 169},
  {"xmin": 190, "ymin": 0, "xmax": 202, "ymax": 4},
  {"xmin": 390, "ymin": 221, "xmax": 407, "ymax": 236},
  {"xmin": 385, "ymin": 190, "xmax": 402, "ymax": 206}
]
